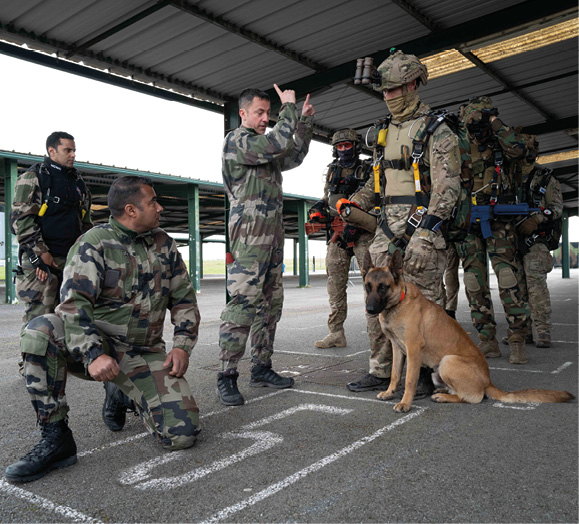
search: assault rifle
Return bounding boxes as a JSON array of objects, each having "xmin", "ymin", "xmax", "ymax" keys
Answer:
[{"xmin": 471, "ymin": 203, "xmax": 542, "ymax": 239}]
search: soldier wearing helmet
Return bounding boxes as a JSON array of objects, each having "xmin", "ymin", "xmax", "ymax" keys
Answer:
[
  {"xmin": 454, "ymin": 96, "xmax": 531, "ymax": 364},
  {"xmin": 341, "ymin": 49, "xmax": 462, "ymax": 395},
  {"xmin": 309, "ymin": 129, "xmax": 373, "ymax": 349}
]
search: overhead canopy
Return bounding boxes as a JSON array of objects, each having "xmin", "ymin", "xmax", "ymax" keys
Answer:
[{"xmin": 0, "ymin": 0, "xmax": 577, "ymax": 212}]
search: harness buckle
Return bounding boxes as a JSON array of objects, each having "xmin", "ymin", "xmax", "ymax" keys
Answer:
[{"xmin": 407, "ymin": 208, "xmax": 425, "ymax": 229}]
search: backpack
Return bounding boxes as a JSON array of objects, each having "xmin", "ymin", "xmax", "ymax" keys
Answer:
[{"xmin": 412, "ymin": 111, "xmax": 473, "ymax": 243}]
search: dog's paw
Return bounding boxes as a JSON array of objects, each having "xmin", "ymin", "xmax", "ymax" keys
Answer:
[
  {"xmin": 431, "ymin": 393, "xmax": 443, "ymax": 403},
  {"xmin": 377, "ymin": 390, "xmax": 395, "ymax": 401},
  {"xmin": 393, "ymin": 401, "xmax": 411, "ymax": 413}
]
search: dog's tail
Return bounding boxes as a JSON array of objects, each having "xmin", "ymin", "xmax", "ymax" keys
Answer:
[{"xmin": 485, "ymin": 384, "xmax": 574, "ymax": 404}]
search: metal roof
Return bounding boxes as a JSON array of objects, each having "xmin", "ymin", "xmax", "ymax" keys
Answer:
[{"xmin": 0, "ymin": 0, "xmax": 577, "ymax": 212}]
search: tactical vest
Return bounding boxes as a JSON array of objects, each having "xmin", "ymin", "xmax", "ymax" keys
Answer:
[
  {"xmin": 471, "ymin": 145, "xmax": 515, "ymax": 204},
  {"xmin": 327, "ymin": 160, "xmax": 370, "ymax": 216},
  {"xmin": 34, "ymin": 162, "xmax": 88, "ymax": 257}
]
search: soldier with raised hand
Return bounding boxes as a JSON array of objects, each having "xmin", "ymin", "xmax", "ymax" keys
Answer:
[
  {"xmin": 5, "ymin": 176, "xmax": 201, "ymax": 483},
  {"xmin": 341, "ymin": 49, "xmax": 462, "ymax": 394},
  {"xmin": 312, "ymin": 129, "xmax": 374, "ymax": 349},
  {"xmin": 217, "ymin": 84, "xmax": 315, "ymax": 406},
  {"xmin": 11, "ymin": 131, "xmax": 92, "ymax": 327},
  {"xmin": 454, "ymin": 96, "xmax": 531, "ymax": 364}
]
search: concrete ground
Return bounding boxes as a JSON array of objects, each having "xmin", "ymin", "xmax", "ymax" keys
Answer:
[{"xmin": 0, "ymin": 268, "xmax": 577, "ymax": 523}]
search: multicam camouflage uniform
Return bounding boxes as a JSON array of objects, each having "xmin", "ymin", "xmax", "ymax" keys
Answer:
[
  {"xmin": 219, "ymin": 102, "xmax": 313, "ymax": 369},
  {"xmin": 21, "ymin": 217, "xmax": 201, "ymax": 450},
  {"xmin": 315, "ymin": 137, "xmax": 374, "ymax": 347},
  {"xmin": 11, "ymin": 159, "xmax": 92, "ymax": 326},
  {"xmin": 443, "ymin": 244, "xmax": 460, "ymax": 314},
  {"xmin": 454, "ymin": 98, "xmax": 530, "ymax": 358},
  {"xmin": 351, "ymin": 102, "xmax": 461, "ymax": 378},
  {"xmin": 518, "ymin": 166, "xmax": 563, "ymax": 343}
]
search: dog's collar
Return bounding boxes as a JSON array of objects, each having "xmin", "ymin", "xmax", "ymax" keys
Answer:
[{"xmin": 399, "ymin": 286, "xmax": 406, "ymax": 303}]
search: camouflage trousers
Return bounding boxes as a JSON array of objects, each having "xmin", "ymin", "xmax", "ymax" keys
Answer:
[
  {"xmin": 21, "ymin": 314, "xmax": 200, "ymax": 450},
  {"xmin": 443, "ymin": 244, "xmax": 460, "ymax": 312},
  {"xmin": 455, "ymin": 221, "xmax": 530, "ymax": 342},
  {"xmin": 219, "ymin": 234, "xmax": 284, "ymax": 370},
  {"xmin": 523, "ymin": 242, "xmax": 554, "ymax": 335},
  {"xmin": 15, "ymin": 255, "xmax": 66, "ymax": 330},
  {"xmin": 325, "ymin": 232, "xmax": 373, "ymax": 333}
]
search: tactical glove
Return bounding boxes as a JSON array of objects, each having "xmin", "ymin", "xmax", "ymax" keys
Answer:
[
  {"xmin": 336, "ymin": 198, "xmax": 360, "ymax": 216},
  {"xmin": 518, "ymin": 214, "xmax": 542, "ymax": 236},
  {"xmin": 309, "ymin": 200, "xmax": 327, "ymax": 222},
  {"xmin": 404, "ymin": 229, "xmax": 437, "ymax": 275}
]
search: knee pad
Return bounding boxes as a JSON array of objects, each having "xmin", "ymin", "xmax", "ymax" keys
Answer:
[
  {"xmin": 497, "ymin": 267, "xmax": 517, "ymax": 289},
  {"xmin": 463, "ymin": 271, "xmax": 481, "ymax": 293}
]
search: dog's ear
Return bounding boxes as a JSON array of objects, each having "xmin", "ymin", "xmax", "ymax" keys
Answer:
[
  {"xmin": 361, "ymin": 250, "xmax": 374, "ymax": 279},
  {"xmin": 389, "ymin": 248, "xmax": 404, "ymax": 282}
]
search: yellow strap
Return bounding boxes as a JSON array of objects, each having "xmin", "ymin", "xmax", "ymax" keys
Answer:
[
  {"xmin": 412, "ymin": 162, "xmax": 423, "ymax": 210},
  {"xmin": 38, "ymin": 202, "xmax": 48, "ymax": 217},
  {"xmin": 373, "ymin": 163, "xmax": 381, "ymax": 212}
]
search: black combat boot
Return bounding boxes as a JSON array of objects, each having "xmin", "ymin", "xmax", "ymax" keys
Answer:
[
  {"xmin": 102, "ymin": 382, "xmax": 135, "ymax": 432},
  {"xmin": 217, "ymin": 369, "xmax": 245, "ymax": 406},
  {"xmin": 249, "ymin": 359, "xmax": 294, "ymax": 389},
  {"xmin": 5, "ymin": 419, "xmax": 77, "ymax": 483},
  {"xmin": 347, "ymin": 373, "xmax": 389, "ymax": 392}
]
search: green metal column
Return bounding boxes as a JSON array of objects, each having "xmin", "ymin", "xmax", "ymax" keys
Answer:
[
  {"xmin": 297, "ymin": 200, "xmax": 309, "ymax": 287},
  {"xmin": 561, "ymin": 208, "xmax": 570, "ymax": 279},
  {"xmin": 1, "ymin": 158, "xmax": 18, "ymax": 303},
  {"xmin": 187, "ymin": 184, "xmax": 201, "ymax": 292},
  {"xmin": 293, "ymin": 239, "xmax": 297, "ymax": 276}
]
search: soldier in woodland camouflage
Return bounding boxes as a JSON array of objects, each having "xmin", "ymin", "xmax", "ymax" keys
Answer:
[
  {"xmin": 11, "ymin": 131, "xmax": 92, "ymax": 328},
  {"xmin": 341, "ymin": 50, "xmax": 461, "ymax": 394},
  {"xmin": 515, "ymin": 135, "xmax": 563, "ymax": 348},
  {"xmin": 312, "ymin": 129, "xmax": 373, "ymax": 349},
  {"xmin": 454, "ymin": 97, "xmax": 531, "ymax": 364},
  {"xmin": 217, "ymin": 85, "xmax": 315, "ymax": 406},
  {"xmin": 5, "ymin": 176, "xmax": 201, "ymax": 483}
]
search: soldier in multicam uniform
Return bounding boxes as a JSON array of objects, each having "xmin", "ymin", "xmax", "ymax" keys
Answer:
[
  {"xmin": 11, "ymin": 131, "xmax": 92, "ymax": 328},
  {"xmin": 515, "ymin": 135, "xmax": 563, "ymax": 348},
  {"xmin": 341, "ymin": 50, "xmax": 461, "ymax": 393},
  {"xmin": 217, "ymin": 85, "xmax": 315, "ymax": 406},
  {"xmin": 5, "ymin": 176, "xmax": 201, "ymax": 483},
  {"xmin": 312, "ymin": 129, "xmax": 373, "ymax": 349},
  {"xmin": 454, "ymin": 97, "xmax": 531, "ymax": 364},
  {"xmin": 443, "ymin": 244, "xmax": 461, "ymax": 319}
]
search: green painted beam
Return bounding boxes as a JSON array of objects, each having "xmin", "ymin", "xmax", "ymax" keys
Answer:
[
  {"xmin": 1, "ymin": 158, "xmax": 18, "ymax": 303},
  {"xmin": 187, "ymin": 184, "xmax": 201, "ymax": 292},
  {"xmin": 562, "ymin": 209, "xmax": 570, "ymax": 278},
  {"xmin": 297, "ymin": 200, "xmax": 309, "ymax": 287}
]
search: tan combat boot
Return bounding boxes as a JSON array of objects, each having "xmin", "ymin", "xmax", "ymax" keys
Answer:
[
  {"xmin": 478, "ymin": 337, "xmax": 501, "ymax": 358},
  {"xmin": 314, "ymin": 330, "xmax": 347, "ymax": 348},
  {"xmin": 509, "ymin": 337, "xmax": 528, "ymax": 364}
]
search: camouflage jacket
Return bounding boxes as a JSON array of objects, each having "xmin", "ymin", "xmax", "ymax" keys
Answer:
[
  {"xmin": 11, "ymin": 160, "xmax": 92, "ymax": 258},
  {"xmin": 222, "ymin": 102, "xmax": 313, "ymax": 246},
  {"xmin": 351, "ymin": 103, "xmax": 461, "ymax": 252},
  {"xmin": 471, "ymin": 119, "xmax": 526, "ymax": 202},
  {"xmin": 56, "ymin": 217, "xmax": 200, "ymax": 366}
]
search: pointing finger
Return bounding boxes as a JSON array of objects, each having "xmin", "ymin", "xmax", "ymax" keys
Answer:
[{"xmin": 273, "ymin": 83, "xmax": 283, "ymax": 97}]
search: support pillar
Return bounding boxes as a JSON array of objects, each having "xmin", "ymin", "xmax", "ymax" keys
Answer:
[
  {"xmin": 561, "ymin": 208, "xmax": 570, "ymax": 279},
  {"xmin": 187, "ymin": 184, "xmax": 201, "ymax": 292},
  {"xmin": 297, "ymin": 200, "xmax": 309, "ymax": 287},
  {"xmin": 1, "ymin": 158, "xmax": 18, "ymax": 304}
]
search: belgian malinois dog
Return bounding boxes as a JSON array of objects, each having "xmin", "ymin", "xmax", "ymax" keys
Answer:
[{"xmin": 362, "ymin": 249, "xmax": 574, "ymax": 413}]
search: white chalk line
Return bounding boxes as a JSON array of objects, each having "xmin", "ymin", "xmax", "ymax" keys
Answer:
[
  {"xmin": 198, "ymin": 409, "xmax": 424, "ymax": 524},
  {"xmin": 0, "ymin": 479, "xmax": 101, "ymax": 523}
]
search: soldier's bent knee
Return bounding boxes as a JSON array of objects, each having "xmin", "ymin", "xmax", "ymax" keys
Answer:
[
  {"xmin": 497, "ymin": 267, "xmax": 517, "ymax": 289},
  {"xmin": 463, "ymin": 271, "xmax": 481, "ymax": 293}
]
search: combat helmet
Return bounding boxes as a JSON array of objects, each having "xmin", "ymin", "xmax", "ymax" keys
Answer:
[
  {"xmin": 331, "ymin": 128, "xmax": 359, "ymax": 145},
  {"xmin": 372, "ymin": 49, "xmax": 428, "ymax": 92},
  {"xmin": 460, "ymin": 96, "xmax": 495, "ymax": 125}
]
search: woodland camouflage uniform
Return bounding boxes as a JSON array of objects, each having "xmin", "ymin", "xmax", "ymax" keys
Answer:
[
  {"xmin": 454, "ymin": 97, "xmax": 530, "ymax": 363},
  {"xmin": 219, "ymin": 101, "xmax": 313, "ymax": 368},
  {"xmin": 21, "ymin": 218, "xmax": 201, "ymax": 450}
]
